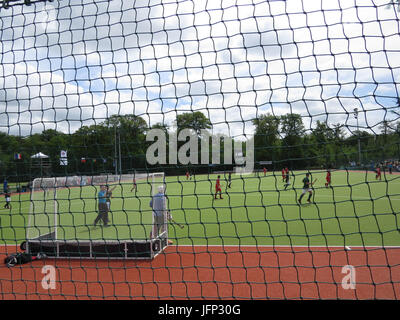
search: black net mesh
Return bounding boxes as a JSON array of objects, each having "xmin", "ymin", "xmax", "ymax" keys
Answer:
[{"xmin": 0, "ymin": 0, "xmax": 400, "ymax": 300}]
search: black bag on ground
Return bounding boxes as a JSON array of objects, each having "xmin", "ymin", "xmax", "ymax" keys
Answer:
[{"xmin": 3, "ymin": 252, "xmax": 46, "ymax": 267}]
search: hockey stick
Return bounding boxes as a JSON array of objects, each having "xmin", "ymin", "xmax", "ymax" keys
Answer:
[
  {"xmin": 170, "ymin": 218, "xmax": 184, "ymax": 229},
  {"xmin": 167, "ymin": 212, "xmax": 184, "ymax": 229}
]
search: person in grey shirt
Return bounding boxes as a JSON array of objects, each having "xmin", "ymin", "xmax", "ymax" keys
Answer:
[
  {"xmin": 149, "ymin": 185, "xmax": 167, "ymax": 239},
  {"xmin": 149, "ymin": 186, "xmax": 174, "ymax": 245}
]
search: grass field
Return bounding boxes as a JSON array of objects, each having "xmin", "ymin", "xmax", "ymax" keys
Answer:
[{"xmin": 1, "ymin": 170, "xmax": 400, "ymax": 247}]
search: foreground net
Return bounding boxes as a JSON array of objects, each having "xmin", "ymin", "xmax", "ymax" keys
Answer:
[{"xmin": 0, "ymin": 0, "xmax": 400, "ymax": 300}]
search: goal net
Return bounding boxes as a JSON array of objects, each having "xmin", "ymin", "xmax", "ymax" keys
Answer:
[
  {"xmin": 1, "ymin": 0, "xmax": 400, "ymax": 301},
  {"xmin": 25, "ymin": 172, "xmax": 166, "ymax": 258},
  {"xmin": 26, "ymin": 178, "xmax": 58, "ymax": 241}
]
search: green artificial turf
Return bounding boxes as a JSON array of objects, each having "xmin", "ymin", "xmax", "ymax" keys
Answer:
[{"xmin": 1, "ymin": 170, "xmax": 400, "ymax": 247}]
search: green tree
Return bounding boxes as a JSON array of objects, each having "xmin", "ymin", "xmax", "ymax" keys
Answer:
[
  {"xmin": 175, "ymin": 111, "xmax": 212, "ymax": 136},
  {"xmin": 331, "ymin": 124, "xmax": 346, "ymax": 167},
  {"xmin": 280, "ymin": 113, "xmax": 305, "ymax": 167},
  {"xmin": 252, "ymin": 113, "xmax": 280, "ymax": 162},
  {"xmin": 386, "ymin": 0, "xmax": 400, "ymax": 11},
  {"xmin": 103, "ymin": 114, "xmax": 149, "ymax": 172},
  {"xmin": 309, "ymin": 121, "xmax": 336, "ymax": 167},
  {"xmin": 151, "ymin": 122, "xmax": 169, "ymax": 133}
]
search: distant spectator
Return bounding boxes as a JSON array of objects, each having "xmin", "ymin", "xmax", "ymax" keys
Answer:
[
  {"xmin": 4, "ymin": 190, "xmax": 11, "ymax": 210},
  {"xmin": 388, "ymin": 162, "xmax": 393, "ymax": 174},
  {"xmin": 3, "ymin": 178, "xmax": 8, "ymax": 193}
]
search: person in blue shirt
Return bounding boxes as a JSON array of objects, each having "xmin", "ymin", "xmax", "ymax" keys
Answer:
[
  {"xmin": 370, "ymin": 161, "xmax": 376, "ymax": 173},
  {"xmin": 93, "ymin": 185, "xmax": 110, "ymax": 227},
  {"xmin": 388, "ymin": 162, "xmax": 393, "ymax": 174},
  {"xmin": 3, "ymin": 178, "xmax": 8, "ymax": 193}
]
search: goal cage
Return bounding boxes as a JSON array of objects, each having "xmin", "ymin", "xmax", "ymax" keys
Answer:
[{"xmin": 25, "ymin": 172, "xmax": 168, "ymax": 259}]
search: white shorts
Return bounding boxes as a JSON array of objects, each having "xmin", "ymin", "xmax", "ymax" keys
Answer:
[{"xmin": 302, "ymin": 188, "xmax": 312, "ymax": 194}]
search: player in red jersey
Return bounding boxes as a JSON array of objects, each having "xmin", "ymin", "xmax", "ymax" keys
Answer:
[
  {"xmin": 282, "ymin": 168, "xmax": 286, "ymax": 182},
  {"xmin": 215, "ymin": 175, "xmax": 223, "ymax": 199},
  {"xmin": 325, "ymin": 169, "xmax": 332, "ymax": 188},
  {"xmin": 376, "ymin": 166, "xmax": 382, "ymax": 180},
  {"xmin": 186, "ymin": 171, "xmax": 190, "ymax": 180},
  {"xmin": 130, "ymin": 178, "xmax": 137, "ymax": 192},
  {"xmin": 263, "ymin": 167, "xmax": 267, "ymax": 176}
]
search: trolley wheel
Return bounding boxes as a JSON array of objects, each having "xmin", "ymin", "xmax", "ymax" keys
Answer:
[{"xmin": 20, "ymin": 241, "xmax": 27, "ymax": 251}]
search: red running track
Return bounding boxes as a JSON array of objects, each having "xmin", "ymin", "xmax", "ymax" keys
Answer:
[{"xmin": 0, "ymin": 245, "xmax": 399, "ymax": 300}]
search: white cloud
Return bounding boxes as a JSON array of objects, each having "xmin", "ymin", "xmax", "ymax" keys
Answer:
[{"xmin": 0, "ymin": 0, "xmax": 399, "ymax": 139}]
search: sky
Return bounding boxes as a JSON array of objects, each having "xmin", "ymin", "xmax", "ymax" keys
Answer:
[{"xmin": 0, "ymin": 0, "xmax": 399, "ymax": 139}]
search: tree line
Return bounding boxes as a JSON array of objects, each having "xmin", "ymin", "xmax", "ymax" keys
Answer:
[
  {"xmin": 253, "ymin": 113, "xmax": 400, "ymax": 169},
  {"xmin": 0, "ymin": 111, "xmax": 399, "ymax": 182}
]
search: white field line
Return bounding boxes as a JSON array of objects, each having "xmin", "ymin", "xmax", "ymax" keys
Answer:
[
  {"xmin": 173, "ymin": 244, "xmax": 400, "ymax": 249},
  {"xmin": 297, "ymin": 193, "xmax": 400, "ymax": 202},
  {"xmin": 315, "ymin": 195, "xmax": 400, "ymax": 201},
  {"xmin": 0, "ymin": 243, "xmax": 399, "ymax": 249},
  {"xmin": 217, "ymin": 191, "xmax": 400, "ymax": 201}
]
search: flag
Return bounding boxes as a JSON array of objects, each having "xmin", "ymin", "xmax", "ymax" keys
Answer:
[
  {"xmin": 14, "ymin": 153, "xmax": 22, "ymax": 160},
  {"xmin": 60, "ymin": 150, "xmax": 68, "ymax": 166},
  {"xmin": 81, "ymin": 157, "xmax": 86, "ymax": 164}
]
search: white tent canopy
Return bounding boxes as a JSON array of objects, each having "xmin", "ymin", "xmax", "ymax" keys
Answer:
[{"xmin": 31, "ymin": 152, "xmax": 49, "ymax": 159}]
